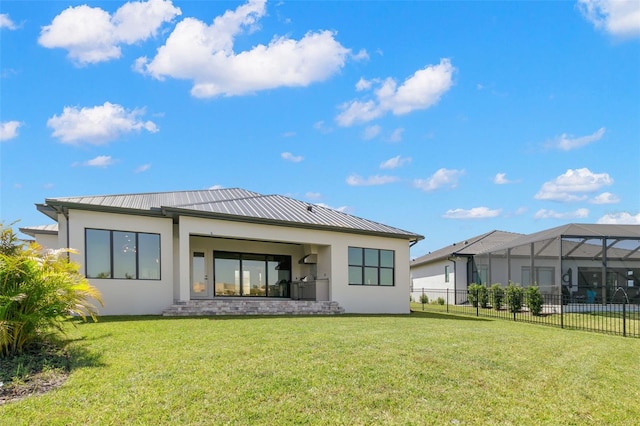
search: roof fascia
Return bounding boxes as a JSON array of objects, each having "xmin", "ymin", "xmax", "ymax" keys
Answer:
[
  {"xmin": 44, "ymin": 200, "xmax": 165, "ymax": 219},
  {"xmin": 18, "ymin": 228, "xmax": 58, "ymax": 236},
  {"xmin": 36, "ymin": 204, "xmax": 58, "ymax": 221}
]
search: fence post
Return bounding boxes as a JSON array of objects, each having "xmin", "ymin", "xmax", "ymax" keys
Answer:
[
  {"xmin": 623, "ymin": 300, "xmax": 627, "ymax": 337},
  {"xmin": 421, "ymin": 288, "xmax": 425, "ymax": 311},
  {"xmin": 446, "ymin": 288, "xmax": 449, "ymax": 313},
  {"xmin": 476, "ymin": 288, "xmax": 479, "ymax": 317},
  {"xmin": 560, "ymin": 292, "xmax": 564, "ymax": 329}
]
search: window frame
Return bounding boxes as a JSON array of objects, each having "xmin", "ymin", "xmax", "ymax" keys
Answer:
[
  {"xmin": 85, "ymin": 228, "xmax": 161, "ymax": 280},
  {"xmin": 348, "ymin": 246, "xmax": 395, "ymax": 286}
]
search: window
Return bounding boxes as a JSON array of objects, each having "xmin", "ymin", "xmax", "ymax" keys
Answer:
[
  {"xmin": 85, "ymin": 229, "xmax": 160, "ymax": 280},
  {"xmin": 445, "ymin": 265, "xmax": 450, "ymax": 283},
  {"xmin": 348, "ymin": 247, "xmax": 394, "ymax": 286},
  {"xmin": 522, "ymin": 266, "xmax": 554, "ymax": 288}
]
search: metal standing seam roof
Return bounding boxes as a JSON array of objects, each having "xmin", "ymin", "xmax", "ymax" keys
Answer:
[
  {"xmin": 410, "ymin": 230, "xmax": 523, "ymax": 265},
  {"xmin": 42, "ymin": 188, "xmax": 423, "ymax": 241}
]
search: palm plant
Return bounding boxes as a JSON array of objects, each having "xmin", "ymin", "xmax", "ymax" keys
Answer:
[{"xmin": 0, "ymin": 224, "xmax": 103, "ymax": 357}]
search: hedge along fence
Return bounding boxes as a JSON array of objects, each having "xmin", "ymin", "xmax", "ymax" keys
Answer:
[
  {"xmin": 411, "ymin": 285, "xmax": 640, "ymax": 338},
  {"xmin": 466, "ymin": 282, "xmax": 536, "ymax": 313}
]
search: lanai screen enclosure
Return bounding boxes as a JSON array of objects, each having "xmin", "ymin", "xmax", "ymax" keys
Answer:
[{"xmin": 471, "ymin": 224, "xmax": 640, "ymax": 304}]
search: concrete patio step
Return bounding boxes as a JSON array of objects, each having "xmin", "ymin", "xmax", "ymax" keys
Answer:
[{"xmin": 162, "ymin": 299, "xmax": 344, "ymax": 316}]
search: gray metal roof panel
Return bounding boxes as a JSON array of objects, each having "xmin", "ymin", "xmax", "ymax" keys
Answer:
[
  {"xmin": 46, "ymin": 188, "xmax": 260, "ymax": 210},
  {"xmin": 168, "ymin": 194, "xmax": 421, "ymax": 238},
  {"xmin": 44, "ymin": 189, "xmax": 422, "ymax": 240}
]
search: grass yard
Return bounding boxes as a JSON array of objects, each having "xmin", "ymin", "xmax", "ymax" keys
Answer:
[
  {"xmin": 410, "ymin": 302, "xmax": 640, "ymax": 337},
  {"xmin": 1, "ymin": 312, "xmax": 639, "ymax": 425}
]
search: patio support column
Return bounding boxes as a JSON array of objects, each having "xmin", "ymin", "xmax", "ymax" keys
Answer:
[
  {"xmin": 178, "ymin": 225, "xmax": 191, "ymax": 302},
  {"xmin": 507, "ymin": 249, "xmax": 511, "ymax": 284},
  {"xmin": 601, "ymin": 238, "xmax": 607, "ymax": 305},
  {"xmin": 530, "ymin": 243, "xmax": 535, "ymax": 286},
  {"xmin": 488, "ymin": 252, "xmax": 492, "ymax": 284},
  {"xmin": 558, "ymin": 237, "xmax": 563, "ymax": 298}
]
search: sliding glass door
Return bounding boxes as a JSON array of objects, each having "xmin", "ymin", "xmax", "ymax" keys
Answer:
[{"xmin": 214, "ymin": 251, "xmax": 290, "ymax": 297}]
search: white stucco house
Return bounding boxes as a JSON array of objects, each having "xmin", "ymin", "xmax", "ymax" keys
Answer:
[
  {"xmin": 410, "ymin": 224, "xmax": 640, "ymax": 305},
  {"xmin": 21, "ymin": 188, "xmax": 423, "ymax": 316},
  {"xmin": 410, "ymin": 230, "xmax": 522, "ymax": 303}
]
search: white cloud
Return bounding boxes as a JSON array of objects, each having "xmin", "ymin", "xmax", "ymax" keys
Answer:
[
  {"xmin": 137, "ymin": 0, "xmax": 349, "ymax": 98},
  {"xmin": 545, "ymin": 127, "xmax": 606, "ymax": 151},
  {"xmin": 534, "ymin": 168, "xmax": 613, "ymax": 202},
  {"xmin": 346, "ymin": 174, "xmax": 399, "ymax": 186},
  {"xmin": 355, "ymin": 77, "xmax": 373, "ymax": 91},
  {"xmin": 443, "ymin": 207, "xmax": 502, "ymax": 219},
  {"xmin": 282, "ymin": 131, "xmax": 296, "ymax": 138},
  {"xmin": 0, "ymin": 13, "xmax": 17, "ymax": 30},
  {"xmin": 336, "ymin": 59, "xmax": 455, "ymax": 126},
  {"xmin": 380, "ymin": 155, "xmax": 411, "ymax": 170},
  {"xmin": 597, "ymin": 212, "xmax": 640, "ymax": 224},
  {"xmin": 281, "ymin": 152, "xmax": 303, "ymax": 163},
  {"xmin": 38, "ymin": 0, "xmax": 181, "ymax": 65},
  {"xmin": 74, "ymin": 155, "xmax": 115, "ymax": 168},
  {"xmin": 134, "ymin": 163, "xmax": 151, "ymax": 173},
  {"xmin": 414, "ymin": 168, "xmax": 464, "ymax": 192},
  {"xmin": 388, "ymin": 127, "xmax": 404, "ymax": 143},
  {"xmin": 209, "ymin": 185, "xmax": 224, "ymax": 190},
  {"xmin": 47, "ymin": 102, "xmax": 159, "ymax": 145},
  {"xmin": 493, "ymin": 173, "xmax": 510, "ymax": 184},
  {"xmin": 578, "ymin": 0, "xmax": 640, "ymax": 38},
  {"xmin": 362, "ymin": 125, "xmax": 381, "ymax": 140},
  {"xmin": 1, "ymin": 121, "xmax": 22, "ymax": 141},
  {"xmin": 352, "ymin": 49, "xmax": 369, "ymax": 61},
  {"xmin": 534, "ymin": 208, "xmax": 590, "ymax": 219},
  {"xmin": 590, "ymin": 192, "xmax": 620, "ymax": 204}
]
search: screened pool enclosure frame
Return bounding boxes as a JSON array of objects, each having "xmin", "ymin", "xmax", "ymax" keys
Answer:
[{"xmin": 471, "ymin": 224, "xmax": 640, "ymax": 304}]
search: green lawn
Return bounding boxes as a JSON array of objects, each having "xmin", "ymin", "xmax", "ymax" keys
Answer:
[
  {"xmin": 2, "ymin": 312, "xmax": 640, "ymax": 425},
  {"xmin": 411, "ymin": 301, "xmax": 640, "ymax": 337}
]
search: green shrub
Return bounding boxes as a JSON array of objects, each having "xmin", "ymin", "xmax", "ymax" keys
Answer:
[
  {"xmin": 419, "ymin": 293, "xmax": 429, "ymax": 304},
  {"xmin": 468, "ymin": 284, "xmax": 482, "ymax": 307},
  {"xmin": 436, "ymin": 297, "xmax": 445, "ymax": 305},
  {"xmin": 490, "ymin": 284, "xmax": 504, "ymax": 310},
  {"xmin": 506, "ymin": 282, "xmax": 524, "ymax": 314},
  {"xmin": 477, "ymin": 285, "xmax": 489, "ymax": 308},
  {"xmin": 526, "ymin": 286, "xmax": 544, "ymax": 316},
  {"xmin": 0, "ymin": 224, "xmax": 103, "ymax": 357}
]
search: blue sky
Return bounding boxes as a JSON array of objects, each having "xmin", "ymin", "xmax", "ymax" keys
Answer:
[{"xmin": 1, "ymin": 0, "xmax": 639, "ymax": 258}]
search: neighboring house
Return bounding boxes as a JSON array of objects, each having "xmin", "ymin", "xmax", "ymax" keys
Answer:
[
  {"xmin": 23, "ymin": 188, "xmax": 423, "ymax": 315},
  {"xmin": 19, "ymin": 223, "xmax": 59, "ymax": 249},
  {"xmin": 411, "ymin": 224, "xmax": 640, "ymax": 304},
  {"xmin": 410, "ymin": 230, "xmax": 522, "ymax": 303}
]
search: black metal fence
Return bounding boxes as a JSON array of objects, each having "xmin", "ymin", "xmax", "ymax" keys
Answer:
[{"xmin": 411, "ymin": 288, "xmax": 640, "ymax": 338}]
